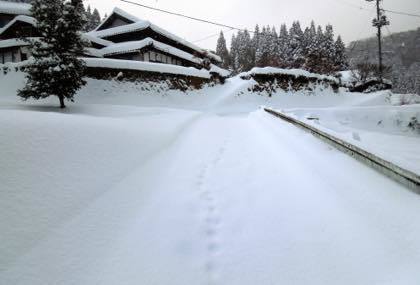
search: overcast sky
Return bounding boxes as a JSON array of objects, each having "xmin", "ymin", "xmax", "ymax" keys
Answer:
[{"xmin": 84, "ymin": 0, "xmax": 420, "ymax": 50}]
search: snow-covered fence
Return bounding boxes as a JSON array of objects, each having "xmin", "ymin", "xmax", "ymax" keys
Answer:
[
  {"xmin": 241, "ymin": 67, "xmax": 340, "ymax": 96},
  {"xmin": 264, "ymin": 108, "xmax": 420, "ymax": 194}
]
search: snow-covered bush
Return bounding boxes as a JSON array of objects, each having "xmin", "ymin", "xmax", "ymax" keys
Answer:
[{"xmin": 241, "ymin": 67, "xmax": 340, "ymax": 96}]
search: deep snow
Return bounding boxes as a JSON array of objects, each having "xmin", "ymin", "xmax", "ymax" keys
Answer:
[{"xmin": 1, "ymin": 70, "xmax": 420, "ymax": 284}]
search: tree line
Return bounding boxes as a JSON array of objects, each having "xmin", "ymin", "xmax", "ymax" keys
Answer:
[{"xmin": 216, "ymin": 21, "xmax": 348, "ymax": 75}]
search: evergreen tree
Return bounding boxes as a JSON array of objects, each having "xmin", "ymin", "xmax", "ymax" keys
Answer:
[
  {"xmin": 255, "ymin": 26, "xmax": 272, "ymax": 67},
  {"xmin": 277, "ymin": 24, "xmax": 289, "ymax": 68},
  {"xmin": 268, "ymin": 26, "xmax": 279, "ymax": 67},
  {"xmin": 230, "ymin": 34, "xmax": 239, "ymax": 73},
  {"xmin": 91, "ymin": 8, "xmax": 101, "ymax": 30},
  {"xmin": 236, "ymin": 29, "xmax": 254, "ymax": 72},
  {"xmin": 216, "ymin": 31, "xmax": 230, "ymax": 69},
  {"xmin": 319, "ymin": 24, "xmax": 336, "ymax": 74},
  {"xmin": 18, "ymin": 0, "xmax": 88, "ymax": 108},
  {"xmin": 288, "ymin": 21, "xmax": 305, "ymax": 68},
  {"xmin": 251, "ymin": 24, "xmax": 260, "ymax": 66},
  {"xmin": 304, "ymin": 21, "xmax": 321, "ymax": 72},
  {"xmin": 334, "ymin": 35, "xmax": 348, "ymax": 71}
]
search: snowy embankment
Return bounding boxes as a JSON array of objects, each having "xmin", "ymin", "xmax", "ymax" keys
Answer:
[{"xmin": 279, "ymin": 92, "xmax": 420, "ymax": 174}]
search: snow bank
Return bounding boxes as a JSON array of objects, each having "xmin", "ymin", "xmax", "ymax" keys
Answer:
[
  {"xmin": 246, "ymin": 67, "xmax": 339, "ymax": 83},
  {"xmin": 83, "ymin": 58, "xmax": 211, "ymax": 79},
  {"xmin": 283, "ymin": 104, "xmax": 420, "ymax": 174}
]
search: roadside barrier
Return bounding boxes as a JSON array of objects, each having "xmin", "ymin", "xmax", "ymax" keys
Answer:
[{"xmin": 265, "ymin": 108, "xmax": 420, "ymax": 194}]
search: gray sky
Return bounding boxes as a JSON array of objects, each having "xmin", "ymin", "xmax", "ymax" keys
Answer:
[{"xmin": 84, "ymin": 0, "xmax": 420, "ymax": 50}]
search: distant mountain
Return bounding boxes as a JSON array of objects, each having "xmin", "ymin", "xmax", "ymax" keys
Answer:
[{"xmin": 347, "ymin": 27, "xmax": 420, "ymax": 94}]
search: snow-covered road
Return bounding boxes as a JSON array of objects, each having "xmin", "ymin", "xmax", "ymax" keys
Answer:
[{"xmin": 2, "ymin": 108, "xmax": 420, "ymax": 284}]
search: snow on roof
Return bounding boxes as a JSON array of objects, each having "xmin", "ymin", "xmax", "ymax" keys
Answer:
[
  {"xmin": 82, "ymin": 33, "xmax": 113, "ymax": 48},
  {"xmin": 247, "ymin": 67, "xmax": 339, "ymax": 82},
  {"xmin": 203, "ymin": 50, "xmax": 222, "ymax": 63},
  {"xmin": 84, "ymin": 47, "xmax": 104, "ymax": 58},
  {"xmin": 89, "ymin": 9, "xmax": 221, "ymax": 63},
  {"xmin": 94, "ymin": 7, "xmax": 140, "ymax": 31},
  {"xmin": 0, "ymin": 1, "xmax": 31, "ymax": 16},
  {"xmin": 0, "ymin": 15, "xmax": 35, "ymax": 35},
  {"xmin": 0, "ymin": 38, "xmax": 30, "ymax": 49},
  {"xmin": 82, "ymin": 57, "xmax": 211, "ymax": 79},
  {"xmin": 209, "ymin": 64, "xmax": 231, "ymax": 78},
  {"xmin": 100, "ymin": 38, "xmax": 203, "ymax": 65}
]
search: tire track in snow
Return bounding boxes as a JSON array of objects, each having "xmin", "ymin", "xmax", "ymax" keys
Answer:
[{"xmin": 196, "ymin": 138, "xmax": 229, "ymax": 285}]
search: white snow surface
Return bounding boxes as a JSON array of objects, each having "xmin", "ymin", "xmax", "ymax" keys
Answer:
[
  {"xmin": 0, "ymin": 0, "xmax": 30, "ymax": 16},
  {"xmin": 1, "ymin": 71, "xmax": 420, "ymax": 284}
]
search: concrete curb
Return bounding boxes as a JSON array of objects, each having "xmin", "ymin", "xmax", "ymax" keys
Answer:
[{"xmin": 264, "ymin": 108, "xmax": 420, "ymax": 194}]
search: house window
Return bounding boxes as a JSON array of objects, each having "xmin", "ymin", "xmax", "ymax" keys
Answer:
[
  {"xmin": 156, "ymin": 53, "xmax": 162, "ymax": 62},
  {"xmin": 4, "ymin": 51, "xmax": 12, "ymax": 63},
  {"xmin": 144, "ymin": 52, "xmax": 150, "ymax": 62},
  {"xmin": 149, "ymin": 51, "xmax": 156, "ymax": 62}
]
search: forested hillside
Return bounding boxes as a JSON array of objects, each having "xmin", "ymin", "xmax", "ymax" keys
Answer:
[{"xmin": 347, "ymin": 28, "xmax": 420, "ymax": 94}]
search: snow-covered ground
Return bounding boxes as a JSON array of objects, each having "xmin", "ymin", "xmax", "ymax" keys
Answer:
[{"xmin": 1, "ymin": 71, "xmax": 420, "ymax": 284}]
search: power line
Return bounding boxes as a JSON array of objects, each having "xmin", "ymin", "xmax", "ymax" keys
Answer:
[
  {"xmin": 384, "ymin": 9, "xmax": 420, "ymax": 19},
  {"xmin": 192, "ymin": 28, "xmax": 235, "ymax": 43},
  {"xmin": 120, "ymin": 0, "xmax": 246, "ymax": 32},
  {"xmin": 331, "ymin": 0, "xmax": 420, "ymax": 18}
]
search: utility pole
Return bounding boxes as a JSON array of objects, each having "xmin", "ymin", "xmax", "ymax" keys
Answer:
[{"xmin": 366, "ymin": 0, "xmax": 390, "ymax": 82}]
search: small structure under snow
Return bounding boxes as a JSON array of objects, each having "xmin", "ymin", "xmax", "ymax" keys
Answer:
[{"xmin": 0, "ymin": 2, "xmax": 229, "ymax": 79}]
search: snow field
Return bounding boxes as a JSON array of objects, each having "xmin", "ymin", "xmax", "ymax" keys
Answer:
[{"xmin": 0, "ymin": 69, "xmax": 420, "ymax": 284}]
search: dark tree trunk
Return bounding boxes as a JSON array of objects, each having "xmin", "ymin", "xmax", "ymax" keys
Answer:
[{"xmin": 59, "ymin": 95, "xmax": 66, "ymax": 109}]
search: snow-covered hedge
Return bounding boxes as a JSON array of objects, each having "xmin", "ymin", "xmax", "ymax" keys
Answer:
[{"xmin": 241, "ymin": 67, "xmax": 340, "ymax": 95}]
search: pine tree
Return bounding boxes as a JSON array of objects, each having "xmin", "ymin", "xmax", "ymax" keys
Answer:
[
  {"xmin": 304, "ymin": 21, "xmax": 320, "ymax": 72},
  {"xmin": 255, "ymin": 26, "xmax": 272, "ymax": 67},
  {"xmin": 18, "ymin": 0, "xmax": 88, "ymax": 108},
  {"xmin": 216, "ymin": 31, "xmax": 230, "ymax": 69},
  {"xmin": 91, "ymin": 8, "xmax": 101, "ymax": 30},
  {"xmin": 230, "ymin": 34, "xmax": 239, "ymax": 73},
  {"xmin": 319, "ymin": 24, "xmax": 336, "ymax": 74},
  {"xmin": 334, "ymin": 35, "xmax": 348, "ymax": 71},
  {"xmin": 288, "ymin": 21, "xmax": 305, "ymax": 68},
  {"xmin": 251, "ymin": 24, "xmax": 260, "ymax": 67},
  {"xmin": 278, "ymin": 24, "xmax": 289, "ymax": 68}
]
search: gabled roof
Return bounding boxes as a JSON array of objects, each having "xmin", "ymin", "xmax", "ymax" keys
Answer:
[
  {"xmin": 94, "ymin": 7, "xmax": 140, "ymax": 31},
  {"xmin": 0, "ymin": 15, "xmax": 35, "ymax": 36},
  {"xmin": 0, "ymin": 1, "xmax": 31, "ymax": 16},
  {"xmin": 100, "ymin": 37, "xmax": 203, "ymax": 65},
  {"xmin": 89, "ymin": 21, "xmax": 222, "ymax": 63}
]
